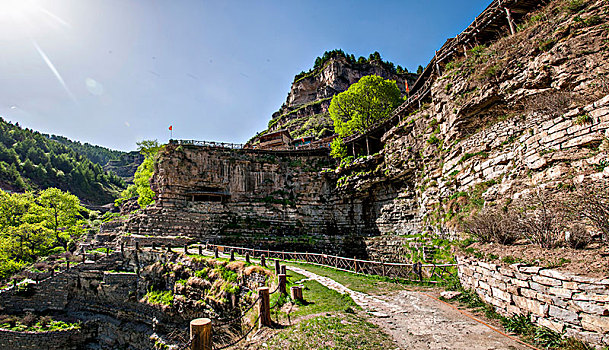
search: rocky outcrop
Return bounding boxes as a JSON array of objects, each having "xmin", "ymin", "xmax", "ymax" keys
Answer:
[
  {"xmin": 104, "ymin": 151, "xmax": 144, "ymax": 184},
  {"xmin": 252, "ymin": 55, "xmax": 417, "ymax": 142}
]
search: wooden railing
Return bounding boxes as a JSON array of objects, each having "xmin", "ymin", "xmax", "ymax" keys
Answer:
[
  {"xmin": 170, "ymin": 139, "xmax": 244, "ymax": 149},
  {"xmin": 205, "ymin": 243, "xmax": 457, "ymax": 283}
]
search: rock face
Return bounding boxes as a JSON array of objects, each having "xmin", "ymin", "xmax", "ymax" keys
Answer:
[
  {"xmin": 104, "ymin": 151, "xmax": 144, "ymax": 184},
  {"xmin": 128, "ymin": 0, "xmax": 609, "ymax": 258},
  {"xmin": 252, "ymin": 55, "xmax": 417, "ymax": 142}
]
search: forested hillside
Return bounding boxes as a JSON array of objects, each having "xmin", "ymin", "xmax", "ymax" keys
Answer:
[
  {"xmin": 0, "ymin": 118, "xmax": 126, "ymax": 204},
  {"xmin": 46, "ymin": 134, "xmax": 125, "ymax": 166}
]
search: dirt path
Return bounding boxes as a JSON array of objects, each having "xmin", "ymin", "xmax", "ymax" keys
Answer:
[{"xmin": 288, "ymin": 265, "xmax": 528, "ymax": 350}]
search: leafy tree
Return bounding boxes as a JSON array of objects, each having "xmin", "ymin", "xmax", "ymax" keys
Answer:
[
  {"xmin": 37, "ymin": 188, "xmax": 85, "ymax": 250},
  {"xmin": 329, "ymin": 75, "xmax": 403, "ymax": 138},
  {"xmin": 417, "ymin": 65, "xmax": 424, "ymax": 75},
  {"xmin": 116, "ymin": 140, "xmax": 161, "ymax": 209},
  {"xmin": 330, "ymin": 138, "xmax": 347, "ymax": 159}
]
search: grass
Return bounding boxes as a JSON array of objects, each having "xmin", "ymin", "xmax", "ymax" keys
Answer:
[
  {"xmin": 0, "ymin": 317, "xmax": 80, "ymax": 332},
  {"xmin": 264, "ymin": 313, "xmax": 397, "ymax": 350},
  {"xmin": 145, "ymin": 289, "xmax": 174, "ymax": 306}
]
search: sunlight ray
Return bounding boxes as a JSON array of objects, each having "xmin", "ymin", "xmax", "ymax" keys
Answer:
[{"xmin": 32, "ymin": 40, "xmax": 76, "ymax": 102}]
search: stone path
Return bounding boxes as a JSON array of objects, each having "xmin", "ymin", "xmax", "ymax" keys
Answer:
[{"xmin": 288, "ymin": 265, "xmax": 528, "ymax": 350}]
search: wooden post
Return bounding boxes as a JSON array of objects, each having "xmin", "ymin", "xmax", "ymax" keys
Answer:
[
  {"xmin": 252, "ymin": 248, "xmax": 256, "ymax": 257},
  {"xmin": 106, "ymin": 247, "xmax": 110, "ymax": 256},
  {"xmin": 135, "ymin": 241, "xmax": 140, "ymax": 251},
  {"xmin": 258, "ymin": 287, "xmax": 271, "ymax": 327},
  {"xmin": 167, "ymin": 245, "xmax": 173, "ymax": 253},
  {"xmin": 82, "ymin": 254, "xmax": 86, "ymax": 263},
  {"xmin": 381, "ymin": 262, "xmax": 385, "ymax": 277},
  {"xmin": 261, "ymin": 254, "xmax": 266, "ymax": 267},
  {"xmin": 245, "ymin": 253, "xmax": 250, "ymax": 264},
  {"xmin": 366, "ymin": 136, "xmax": 370, "ymax": 156},
  {"xmin": 275, "ymin": 260, "xmax": 280, "ymax": 275},
  {"xmin": 66, "ymin": 260, "xmax": 70, "ymax": 270},
  {"xmin": 354, "ymin": 256, "xmax": 358, "ymax": 273},
  {"xmin": 184, "ymin": 244, "xmax": 188, "ymax": 255},
  {"xmin": 280, "ymin": 265, "xmax": 286, "ymax": 275},
  {"xmin": 198, "ymin": 245, "xmax": 202, "ymax": 255},
  {"xmin": 214, "ymin": 248, "xmax": 219, "ymax": 259},
  {"xmin": 230, "ymin": 250, "xmax": 235, "ymax": 261},
  {"xmin": 290, "ymin": 286, "xmax": 303, "ymax": 301},
  {"xmin": 505, "ymin": 8, "xmax": 516, "ymax": 35},
  {"xmin": 416, "ymin": 262, "xmax": 423, "ymax": 281},
  {"xmin": 152, "ymin": 242, "xmax": 156, "ymax": 250},
  {"xmin": 190, "ymin": 318, "xmax": 212, "ymax": 350},
  {"xmin": 278, "ymin": 274, "xmax": 287, "ymax": 295}
]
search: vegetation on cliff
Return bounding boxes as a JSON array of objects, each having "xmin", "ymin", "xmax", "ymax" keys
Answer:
[
  {"xmin": 116, "ymin": 140, "xmax": 161, "ymax": 209},
  {"xmin": 0, "ymin": 118, "xmax": 125, "ymax": 204},
  {"xmin": 0, "ymin": 188, "xmax": 88, "ymax": 279},
  {"xmin": 45, "ymin": 134, "xmax": 125, "ymax": 167},
  {"xmin": 329, "ymin": 75, "xmax": 403, "ymax": 158}
]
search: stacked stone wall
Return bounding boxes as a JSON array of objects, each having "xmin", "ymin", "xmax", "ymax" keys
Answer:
[
  {"xmin": 0, "ymin": 327, "xmax": 95, "ymax": 350},
  {"xmin": 458, "ymin": 256, "xmax": 609, "ymax": 347}
]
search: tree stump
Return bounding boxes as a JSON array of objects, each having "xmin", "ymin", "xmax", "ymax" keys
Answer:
[
  {"xmin": 190, "ymin": 318, "xmax": 212, "ymax": 350},
  {"xmin": 258, "ymin": 287, "xmax": 271, "ymax": 327},
  {"xmin": 290, "ymin": 285, "xmax": 303, "ymax": 301}
]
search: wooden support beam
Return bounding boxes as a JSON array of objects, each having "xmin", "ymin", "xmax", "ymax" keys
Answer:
[
  {"xmin": 258, "ymin": 287, "xmax": 271, "ymax": 327},
  {"xmin": 190, "ymin": 318, "xmax": 212, "ymax": 350},
  {"xmin": 278, "ymin": 274, "xmax": 287, "ymax": 295}
]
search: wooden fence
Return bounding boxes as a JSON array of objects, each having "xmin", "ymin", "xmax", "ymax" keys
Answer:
[{"xmin": 206, "ymin": 243, "xmax": 457, "ymax": 283}]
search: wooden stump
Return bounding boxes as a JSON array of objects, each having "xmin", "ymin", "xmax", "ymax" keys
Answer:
[
  {"xmin": 258, "ymin": 287, "xmax": 271, "ymax": 327},
  {"xmin": 280, "ymin": 265, "xmax": 286, "ymax": 275},
  {"xmin": 190, "ymin": 318, "xmax": 212, "ymax": 350},
  {"xmin": 274, "ymin": 260, "xmax": 280, "ymax": 274},
  {"xmin": 290, "ymin": 285, "xmax": 303, "ymax": 301},
  {"xmin": 278, "ymin": 274, "xmax": 287, "ymax": 295}
]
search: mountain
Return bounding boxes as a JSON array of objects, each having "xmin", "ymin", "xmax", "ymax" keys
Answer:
[
  {"xmin": 0, "ymin": 118, "xmax": 126, "ymax": 204},
  {"xmin": 249, "ymin": 50, "xmax": 418, "ymax": 144},
  {"xmin": 45, "ymin": 134, "xmax": 125, "ymax": 167}
]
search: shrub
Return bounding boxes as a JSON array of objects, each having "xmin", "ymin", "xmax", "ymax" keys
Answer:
[
  {"xmin": 565, "ymin": 0, "xmax": 586, "ymax": 13},
  {"xmin": 518, "ymin": 191, "xmax": 566, "ymax": 248},
  {"xmin": 463, "ymin": 207, "xmax": 520, "ymax": 245},
  {"xmin": 565, "ymin": 182, "xmax": 609, "ymax": 243},
  {"xmin": 573, "ymin": 114, "xmax": 592, "ymax": 125},
  {"xmin": 565, "ymin": 224, "xmax": 592, "ymax": 249}
]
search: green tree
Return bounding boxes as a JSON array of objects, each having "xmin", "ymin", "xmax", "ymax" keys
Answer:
[
  {"xmin": 116, "ymin": 140, "xmax": 161, "ymax": 209},
  {"xmin": 37, "ymin": 188, "xmax": 85, "ymax": 250},
  {"xmin": 329, "ymin": 75, "xmax": 403, "ymax": 138},
  {"xmin": 417, "ymin": 65, "xmax": 424, "ymax": 75}
]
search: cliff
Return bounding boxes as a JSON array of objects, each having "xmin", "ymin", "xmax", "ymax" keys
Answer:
[{"xmin": 251, "ymin": 53, "xmax": 418, "ymax": 143}]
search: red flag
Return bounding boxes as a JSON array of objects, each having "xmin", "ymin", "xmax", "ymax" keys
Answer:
[
  {"xmin": 169, "ymin": 125, "xmax": 173, "ymax": 131},
  {"xmin": 405, "ymin": 80, "xmax": 410, "ymax": 93}
]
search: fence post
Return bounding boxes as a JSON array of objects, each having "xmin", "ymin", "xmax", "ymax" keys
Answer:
[
  {"xmin": 275, "ymin": 260, "xmax": 280, "ymax": 275},
  {"xmin": 82, "ymin": 254, "xmax": 86, "ymax": 263},
  {"xmin": 184, "ymin": 244, "xmax": 188, "ymax": 255},
  {"xmin": 245, "ymin": 253, "xmax": 250, "ymax": 264},
  {"xmin": 190, "ymin": 318, "xmax": 212, "ymax": 350},
  {"xmin": 278, "ymin": 274, "xmax": 287, "ymax": 295},
  {"xmin": 66, "ymin": 260, "xmax": 70, "ymax": 270},
  {"xmin": 290, "ymin": 286, "xmax": 303, "ymax": 301},
  {"xmin": 381, "ymin": 262, "xmax": 385, "ymax": 277},
  {"xmin": 198, "ymin": 245, "xmax": 202, "ymax": 255},
  {"xmin": 280, "ymin": 265, "xmax": 286, "ymax": 275},
  {"xmin": 152, "ymin": 242, "xmax": 156, "ymax": 250},
  {"xmin": 135, "ymin": 241, "xmax": 140, "ymax": 251},
  {"xmin": 417, "ymin": 262, "xmax": 423, "ymax": 281},
  {"xmin": 354, "ymin": 256, "xmax": 358, "ymax": 273},
  {"xmin": 230, "ymin": 250, "xmax": 235, "ymax": 261},
  {"xmin": 261, "ymin": 255, "xmax": 266, "ymax": 267},
  {"xmin": 214, "ymin": 248, "xmax": 219, "ymax": 259},
  {"xmin": 258, "ymin": 287, "xmax": 271, "ymax": 327},
  {"xmin": 106, "ymin": 247, "xmax": 110, "ymax": 256},
  {"xmin": 252, "ymin": 248, "xmax": 256, "ymax": 257}
]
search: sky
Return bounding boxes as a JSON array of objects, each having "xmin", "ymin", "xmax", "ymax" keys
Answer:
[{"xmin": 0, "ymin": 0, "xmax": 491, "ymax": 151}]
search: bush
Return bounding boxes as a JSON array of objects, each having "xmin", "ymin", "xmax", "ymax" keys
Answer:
[
  {"xmin": 564, "ymin": 182, "xmax": 609, "ymax": 243},
  {"xmin": 518, "ymin": 191, "xmax": 566, "ymax": 248},
  {"xmin": 463, "ymin": 207, "xmax": 520, "ymax": 245},
  {"xmin": 565, "ymin": 224, "xmax": 592, "ymax": 249}
]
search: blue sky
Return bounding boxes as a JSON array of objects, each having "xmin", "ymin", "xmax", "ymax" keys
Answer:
[{"xmin": 0, "ymin": 0, "xmax": 490, "ymax": 151}]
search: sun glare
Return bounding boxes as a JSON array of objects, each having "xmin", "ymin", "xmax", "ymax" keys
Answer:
[{"xmin": 0, "ymin": 0, "xmax": 38, "ymax": 22}]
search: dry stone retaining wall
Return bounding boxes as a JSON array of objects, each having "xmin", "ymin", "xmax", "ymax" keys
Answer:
[
  {"xmin": 458, "ymin": 256, "xmax": 609, "ymax": 347},
  {"xmin": 0, "ymin": 327, "xmax": 95, "ymax": 350}
]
